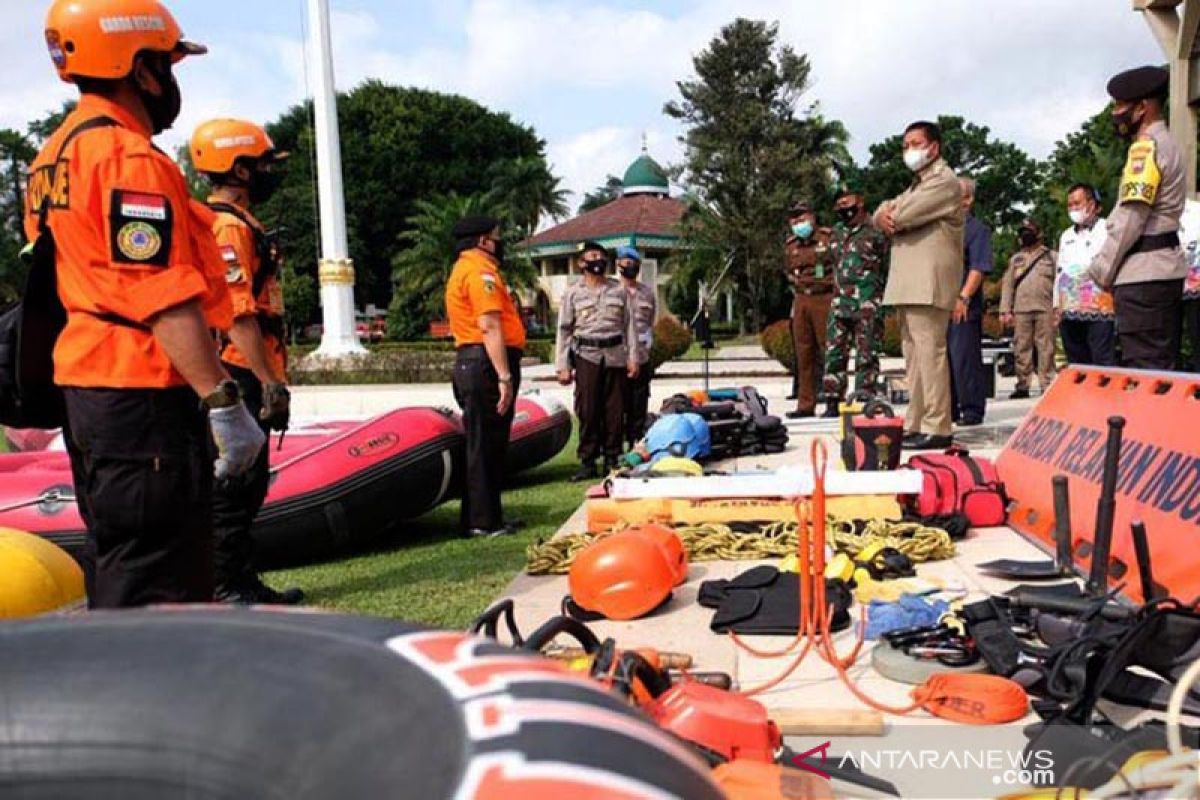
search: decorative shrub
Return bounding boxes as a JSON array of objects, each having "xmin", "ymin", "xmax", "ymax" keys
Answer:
[
  {"xmin": 291, "ymin": 350, "xmax": 455, "ymax": 385},
  {"xmin": 649, "ymin": 314, "xmax": 693, "ymax": 371},
  {"xmin": 760, "ymin": 319, "xmax": 795, "ymax": 373}
]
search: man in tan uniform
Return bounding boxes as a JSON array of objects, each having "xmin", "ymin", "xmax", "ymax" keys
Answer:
[
  {"xmin": 1001, "ymin": 219, "xmax": 1057, "ymax": 398},
  {"xmin": 616, "ymin": 245, "xmax": 657, "ymax": 448},
  {"xmin": 1088, "ymin": 65, "xmax": 1188, "ymax": 370},
  {"xmin": 556, "ymin": 241, "xmax": 640, "ymax": 481},
  {"xmin": 874, "ymin": 120, "xmax": 964, "ymax": 450},
  {"xmin": 785, "ymin": 200, "xmax": 835, "ymax": 419}
]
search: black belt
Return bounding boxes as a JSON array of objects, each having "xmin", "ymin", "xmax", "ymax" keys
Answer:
[
  {"xmin": 456, "ymin": 344, "xmax": 523, "ymax": 356},
  {"xmin": 574, "ymin": 335, "xmax": 623, "ymax": 348},
  {"xmin": 1129, "ymin": 231, "xmax": 1180, "ymax": 256}
]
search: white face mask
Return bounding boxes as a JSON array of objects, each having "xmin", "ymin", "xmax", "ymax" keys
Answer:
[
  {"xmin": 1068, "ymin": 209, "xmax": 1090, "ymax": 226},
  {"xmin": 903, "ymin": 147, "xmax": 930, "ymax": 172}
]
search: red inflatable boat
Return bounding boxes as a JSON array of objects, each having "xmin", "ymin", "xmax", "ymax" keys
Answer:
[{"xmin": 0, "ymin": 395, "xmax": 570, "ymax": 567}]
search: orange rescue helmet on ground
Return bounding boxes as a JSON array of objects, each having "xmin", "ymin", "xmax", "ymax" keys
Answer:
[
  {"xmin": 632, "ymin": 523, "xmax": 689, "ymax": 585},
  {"xmin": 567, "ymin": 527, "xmax": 687, "ymax": 620},
  {"xmin": 44, "ymin": 0, "xmax": 206, "ymax": 83},
  {"xmin": 190, "ymin": 119, "xmax": 287, "ymax": 176}
]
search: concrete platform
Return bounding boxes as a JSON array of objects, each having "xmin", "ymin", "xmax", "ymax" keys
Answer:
[{"xmin": 488, "ymin": 393, "xmax": 1095, "ymax": 798}]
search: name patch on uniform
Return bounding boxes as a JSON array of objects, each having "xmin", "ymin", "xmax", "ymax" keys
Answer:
[
  {"xmin": 221, "ymin": 245, "xmax": 244, "ymax": 283},
  {"xmin": 98, "ymin": 15, "xmax": 166, "ymax": 33},
  {"xmin": 110, "ymin": 189, "xmax": 172, "ymax": 267},
  {"xmin": 1119, "ymin": 140, "xmax": 1161, "ymax": 206}
]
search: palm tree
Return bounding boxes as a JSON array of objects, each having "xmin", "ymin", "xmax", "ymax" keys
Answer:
[{"xmin": 486, "ymin": 156, "xmax": 570, "ymax": 235}]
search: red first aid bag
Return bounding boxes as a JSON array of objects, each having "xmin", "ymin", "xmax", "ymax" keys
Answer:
[{"xmin": 906, "ymin": 447, "xmax": 1008, "ymax": 527}]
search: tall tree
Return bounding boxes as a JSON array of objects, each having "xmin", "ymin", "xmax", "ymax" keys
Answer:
[
  {"xmin": 261, "ymin": 81, "xmax": 557, "ymax": 322},
  {"xmin": 664, "ymin": 19, "xmax": 849, "ymax": 331},
  {"xmin": 486, "ymin": 156, "xmax": 569, "ymax": 236},
  {"xmin": 577, "ymin": 175, "xmax": 623, "ymax": 214}
]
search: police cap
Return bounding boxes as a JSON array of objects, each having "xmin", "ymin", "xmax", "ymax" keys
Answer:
[
  {"xmin": 1107, "ymin": 65, "xmax": 1169, "ymax": 103},
  {"xmin": 835, "ymin": 184, "xmax": 863, "ymax": 200},
  {"xmin": 615, "ymin": 245, "xmax": 642, "ymax": 263},
  {"xmin": 788, "ymin": 199, "xmax": 813, "ymax": 216},
  {"xmin": 579, "ymin": 240, "xmax": 608, "ymax": 257},
  {"xmin": 451, "ymin": 215, "xmax": 499, "ymax": 239}
]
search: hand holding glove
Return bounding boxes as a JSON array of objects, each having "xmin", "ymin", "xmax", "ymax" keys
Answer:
[{"xmin": 210, "ymin": 403, "xmax": 266, "ymax": 481}]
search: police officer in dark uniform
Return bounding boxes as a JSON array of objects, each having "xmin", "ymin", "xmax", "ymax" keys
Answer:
[
  {"xmin": 1088, "ymin": 65, "xmax": 1189, "ymax": 369},
  {"xmin": 445, "ymin": 216, "xmax": 526, "ymax": 537}
]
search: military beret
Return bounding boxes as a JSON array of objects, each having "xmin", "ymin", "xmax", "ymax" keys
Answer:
[
  {"xmin": 1107, "ymin": 65, "xmax": 1169, "ymax": 103},
  {"xmin": 579, "ymin": 240, "xmax": 608, "ymax": 256},
  {"xmin": 835, "ymin": 184, "xmax": 863, "ymax": 199},
  {"xmin": 788, "ymin": 199, "xmax": 813, "ymax": 216},
  {"xmin": 615, "ymin": 245, "xmax": 642, "ymax": 262},
  {"xmin": 451, "ymin": 215, "xmax": 499, "ymax": 239}
]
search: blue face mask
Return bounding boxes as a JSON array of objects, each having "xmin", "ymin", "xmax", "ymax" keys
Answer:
[{"xmin": 792, "ymin": 221, "xmax": 814, "ymax": 239}]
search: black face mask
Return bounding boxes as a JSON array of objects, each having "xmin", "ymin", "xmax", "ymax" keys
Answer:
[
  {"xmin": 249, "ymin": 169, "xmax": 283, "ymax": 205},
  {"xmin": 583, "ymin": 259, "xmax": 607, "ymax": 275},
  {"xmin": 486, "ymin": 238, "xmax": 505, "ymax": 263},
  {"xmin": 836, "ymin": 205, "xmax": 859, "ymax": 225},
  {"xmin": 619, "ymin": 265, "xmax": 640, "ymax": 279},
  {"xmin": 1112, "ymin": 105, "xmax": 1142, "ymax": 141},
  {"xmin": 136, "ymin": 57, "xmax": 181, "ymax": 135},
  {"xmin": 1018, "ymin": 231, "xmax": 1038, "ymax": 248}
]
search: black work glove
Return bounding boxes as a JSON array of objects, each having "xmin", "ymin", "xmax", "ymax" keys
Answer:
[{"xmin": 260, "ymin": 382, "xmax": 291, "ymax": 432}]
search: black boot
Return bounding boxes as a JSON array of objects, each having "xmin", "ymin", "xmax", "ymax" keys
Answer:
[
  {"xmin": 1009, "ymin": 387, "xmax": 1030, "ymax": 400},
  {"xmin": 217, "ymin": 577, "xmax": 305, "ymax": 606},
  {"xmin": 570, "ymin": 462, "xmax": 598, "ymax": 482},
  {"xmin": 821, "ymin": 402, "xmax": 840, "ymax": 418}
]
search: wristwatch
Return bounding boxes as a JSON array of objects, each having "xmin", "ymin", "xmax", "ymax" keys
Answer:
[
  {"xmin": 958, "ymin": 293, "xmax": 971, "ymax": 304},
  {"xmin": 498, "ymin": 375, "xmax": 513, "ymax": 385},
  {"xmin": 201, "ymin": 380, "xmax": 242, "ymax": 410}
]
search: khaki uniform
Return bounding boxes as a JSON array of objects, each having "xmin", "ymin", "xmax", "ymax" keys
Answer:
[
  {"xmin": 877, "ymin": 157, "xmax": 964, "ymax": 437},
  {"xmin": 1001, "ymin": 246, "xmax": 1058, "ymax": 391},
  {"xmin": 556, "ymin": 277, "xmax": 638, "ymax": 465},
  {"xmin": 787, "ymin": 229, "xmax": 834, "ymax": 413},
  {"xmin": 623, "ymin": 281, "xmax": 657, "ymax": 445},
  {"xmin": 1088, "ymin": 120, "xmax": 1188, "ymax": 369}
]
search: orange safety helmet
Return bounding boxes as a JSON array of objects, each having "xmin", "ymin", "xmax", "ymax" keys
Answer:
[
  {"xmin": 568, "ymin": 527, "xmax": 688, "ymax": 621},
  {"xmin": 190, "ymin": 119, "xmax": 286, "ymax": 175},
  {"xmin": 44, "ymin": 0, "xmax": 206, "ymax": 83},
  {"xmin": 633, "ymin": 523, "xmax": 689, "ymax": 586}
]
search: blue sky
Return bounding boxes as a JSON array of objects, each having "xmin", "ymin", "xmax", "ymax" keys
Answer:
[{"xmin": 4, "ymin": 0, "xmax": 1164, "ymax": 208}]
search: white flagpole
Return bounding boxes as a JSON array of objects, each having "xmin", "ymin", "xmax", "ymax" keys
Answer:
[{"xmin": 308, "ymin": 0, "xmax": 366, "ymax": 358}]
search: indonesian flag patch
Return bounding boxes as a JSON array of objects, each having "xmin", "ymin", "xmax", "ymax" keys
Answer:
[
  {"xmin": 221, "ymin": 245, "xmax": 244, "ymax": 283},
  {"xmin": 110, "ymin": 188, "xmax": 172, "ymax": 267}
]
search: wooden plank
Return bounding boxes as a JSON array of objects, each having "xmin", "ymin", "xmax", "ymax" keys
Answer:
[{"xmin": 772, "ymin": 708, "xmax": 887, "ymax": 737}]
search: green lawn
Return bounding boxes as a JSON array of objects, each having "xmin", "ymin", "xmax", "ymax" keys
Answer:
[{"xmin": 264, "ymin": 433, "xmax": 582, "ymax": 628}]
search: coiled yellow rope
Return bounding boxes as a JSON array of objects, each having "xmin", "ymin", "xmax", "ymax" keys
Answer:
[{"xmin": 524, "ymin": 518, "xmax": 955, "ymax": 575}]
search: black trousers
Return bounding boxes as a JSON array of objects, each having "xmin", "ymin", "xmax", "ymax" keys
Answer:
[
  {"xmin": 1060, "ymin": 318, "xmax": 1117, "ymax": 367},
  {"xmin": 623, "ymin": 362, "xmax": 654, "ymax": 447},
  {"xmin": 452, "ymin": 345, "xmax": 521, "ymax": 533},
  {"xmin": 948, "ymin": 316, "xmax": 986, "ymax": 421},
  {"xmin": 1180, "ymin": 298, "xmax": 1200, "ymax": 373},
  {"xmin": 1114, "ymin": 279, "xmax": 1183, "ymax": 370},
  {"xmin": 574, "ymin": 354, "xmax": 626, "ymax": 464},
  {"xmin": 210, "ymin": 364, "xmax": 271, "ymax": 590},
  {"xmin": 64, "ymin": 386, "xmax": 213, "ymax": 608}
]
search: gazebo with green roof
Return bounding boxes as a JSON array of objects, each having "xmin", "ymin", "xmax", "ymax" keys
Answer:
[{"xmin": 521, "ymin": 147, "xmax": 690, "ymax": 327}]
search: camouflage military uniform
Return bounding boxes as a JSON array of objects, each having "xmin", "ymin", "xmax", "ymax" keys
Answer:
[{"xmin": 823, "ymin": 220, "xmax": 890, "ymax": 401}]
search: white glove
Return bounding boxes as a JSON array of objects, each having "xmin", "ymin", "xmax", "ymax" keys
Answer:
[{"xmin": 209, "ymin": 403, "xmax": 266, "ymax": 481}]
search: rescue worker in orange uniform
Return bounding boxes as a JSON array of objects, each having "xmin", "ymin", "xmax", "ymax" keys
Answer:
[
  {"xmin": 191, "ymin": 119, "xmax": 302, "ymax": 604},
  {"xmin": 26, "ymin": 0, "xmax": 265, "ymax": 607},
  {"xmin": 444, "ymin": 216, "xmax": 527, "ymax": 538}
]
